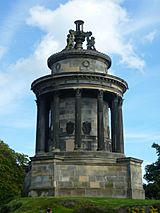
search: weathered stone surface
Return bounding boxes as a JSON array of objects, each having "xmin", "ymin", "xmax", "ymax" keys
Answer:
[
  {"xmin": 25, "ymin": 153, "xmax": 144, "ymax": 199},
  {"xmin": 51, "ymin": 58, "xmax": 108, "ymax": 74},
  {"xmin": 57, "ymin": 97, "xmax": 110, "ymax": 151}
]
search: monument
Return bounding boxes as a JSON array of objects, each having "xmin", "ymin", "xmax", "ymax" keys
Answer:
[{"xmin": 25, "ymin": 20, "xmax": 144, "ymax": 198}]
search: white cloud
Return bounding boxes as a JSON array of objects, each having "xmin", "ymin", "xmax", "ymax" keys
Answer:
[
  {"xmin": 0, "ymin": 31, "xmax": 60, "ymax": 116},
  {"xmin": 34, "ymin": 33, "xmax": 60, "ymax": 60},
  {"xmin": 0, "ymin": 1, "xmax": 35, "ymax": 57},
  {"xmin": 3, "ymin": 118, "xmax": 35, "ymax": 129},
  {"xmin": 0, "ymin": 0, "xmax": 151, "ymax": 117},
  {"xmin": 125, "ymin": 131, "xmax": 160, "ymax": 143},
  {"xmin": 123, "ymin": 0, "xmax": 160, "ymax": 35},
  {"xmin": 144, "ymin": 30, "xmax": 157, "ymax": 43},
  {"xmin": 26, "ymin": 0, "xmax": 145, "ymax": 70},
  {"xmin": 119, "ymin": 43, "xmax": 145, "ymax": 70},
  {"xmin": 27, "ymin": 5, "xmax": 55, "ymax": 32},
  {"xmin": 0, "ymin": 54, "xmax": 48, "ymax": 116}
]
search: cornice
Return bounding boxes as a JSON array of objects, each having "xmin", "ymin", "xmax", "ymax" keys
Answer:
[{"xmin": 31, "ymin": 72, "xmax": 128, "ymax": 98}]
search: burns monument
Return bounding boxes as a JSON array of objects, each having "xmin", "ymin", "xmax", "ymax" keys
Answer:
[{"xmin": 25, "ymin": 20, "xmax": 144, "ymax": 199}]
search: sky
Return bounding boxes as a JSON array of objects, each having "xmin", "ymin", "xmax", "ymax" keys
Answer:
[{"xmin": 0, "ymin": 0, "xmax": 160, "ymax": 180}]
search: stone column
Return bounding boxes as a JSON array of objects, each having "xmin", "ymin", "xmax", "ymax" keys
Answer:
[
  {"xmin": 111, "ymin": 95, "xmax": 119, "ymax": 152},
  {"xmin": 118, "ymin": 98, "xmax": 124, "ymax": 153},
  {"xmin": 53, "ymin": 91, "xmax": 60, "ymax": 151},
  {"xmin": 35, "ymin": 96, "xmax": 48, "ymax": 154},
  {"xmin": 45, "ymin": 100, "xmax": 50, "ymax": 152},
  {"xmin": 97, "ymin": 90, "xmax": 104, "ymax": 150},
  {"xmin": 75, "ymin": 89, "xmax": 82, "ymax": 150},
  {"xmin": 49, "ymin": 96, "xmax": 54, "ymax": 150}
]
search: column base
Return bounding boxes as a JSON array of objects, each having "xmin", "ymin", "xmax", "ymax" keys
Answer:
[
  {"xmin": 74, "ymin": 147, "xmax": 83, "ymax": 151},
  {"xmin": 35, "ymin": 151, "xmax": 45, "ymax": 156},
  {"xmin": 53, "ymin": 148, "xmax": 60, "ymax": 152}
]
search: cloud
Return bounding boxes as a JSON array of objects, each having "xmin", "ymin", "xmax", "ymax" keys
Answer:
[
  {"xmin": 34, "ymin": 33, "xmax": 60, "ymax": 60},
  {"xmin": 1, "ymin": 0, "xmax": 156, "ymax": 118},
  {"xmin": 27, "ymin": 5, "xmax": 55, "ymax": 32},
  {"xmin": 123, "ymin": 0, "xmax": 160, "ymax": 35},
  {"xmin": 0, "ymin": 29, "xmax": 61, "ymax": 116},
  {"xmin": 0, "ymin": 46, "xmax": 6, "ymax": 60},
  {"xmin": 144, "ymin": 30, "xmax": 157, "ymax": 43},
  {"xmin": 26, "ymin": 0, "xmax": 145, "ymax": 70},
  {"xmin": 125, "ymin": 131, "xmax": 160, "ymax": 143},
  {"xmin": 2, "ymin": 118, "xmax": 35, "ymax": 129},
  {"xmin": 0, "ymin": 1, "xmax": 35, "ymax": 58},
  {"xmin": 0, "ymin": 55, "xmax": 47, "ymax": 116}
]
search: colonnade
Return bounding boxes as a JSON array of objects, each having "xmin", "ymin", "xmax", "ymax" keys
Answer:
[{"xmin": 35, "ymin": 89, "xmax": 124, "ymax": 155}]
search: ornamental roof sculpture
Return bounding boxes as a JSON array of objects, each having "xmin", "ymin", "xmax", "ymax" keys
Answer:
[{"xmin": 65, "ymin": 20, "xmax": 96, "ymax": 50}]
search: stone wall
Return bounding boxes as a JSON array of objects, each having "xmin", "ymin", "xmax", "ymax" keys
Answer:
[
  {"xmin": 51, "ymin": 58, "xmax": 108, "ymax": 74},
  {"xmin": 56, "ymin": 163, "xmax": 128, "ymax": 197},
  {"xmin": 26, "ymin": 153, "xmax": 144, "ymax": 199},
  {"xmin": 58, "ymin": 97, "xmax": 110, "ymax": 151}
]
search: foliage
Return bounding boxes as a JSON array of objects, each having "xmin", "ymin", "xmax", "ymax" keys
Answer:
[
  {"xmin": 0, "ymin": 140, "xmax": 29, "ymax": 206},
  {"xmin": 144, "ymin": 143, "xmax": 160, "ymax": 199},
  {"xmin": 3, "ymin": 197, "xmax": 160, "ymax": 213}
]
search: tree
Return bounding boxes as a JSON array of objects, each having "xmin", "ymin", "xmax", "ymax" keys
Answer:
[
  {"xmin": 144, "ymin": 143, "xmax": 160, "ymax": 199},
  {"xmin": 0, "ymin": 140, "xmax": 29, "ymax": 205}
]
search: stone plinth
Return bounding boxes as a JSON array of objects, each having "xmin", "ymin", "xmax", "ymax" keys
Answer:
[{"xmin": 25, "ymin": 152, "xmax": 144, "ymax": 199}]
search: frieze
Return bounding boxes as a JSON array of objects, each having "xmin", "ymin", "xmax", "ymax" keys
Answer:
[
  {"xmin": 55, "ymin": 63, "xmax": 61, "ymax": 71},
  {"xmin": 33, "ymin": 86, "xmax": 124, "ymax": 99},
  {"xmin": 31, "ymin": 73, "xmax": 128, "ymax": 97},
  {"xmin": 31, "ymin": 72, "xmax": 128, "ymax": 88},
  {"xmin": 82, "ymin": 60, "xmax": 90, "ymax": 67},
  {"xmin": 32, "ymin": 75, "xmax": 126, "ymax": 89},
  {"xmin": 47, "ymin": 49, "xmax": 112, "ymax": 70}
]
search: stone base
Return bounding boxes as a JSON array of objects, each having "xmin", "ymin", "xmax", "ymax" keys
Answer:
[{"xmin": 24, "ymin": 151, "xmax": 145, "ymax": 199}]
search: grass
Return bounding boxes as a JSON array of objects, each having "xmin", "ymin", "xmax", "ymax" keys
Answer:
[{"xmin": 2, "ymin": 197, "xmax": 160, "ymax": 213}]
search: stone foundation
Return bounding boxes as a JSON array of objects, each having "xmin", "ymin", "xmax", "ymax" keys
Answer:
[{"xmin": 25, "ymin": 152, "xmax": 144, "ymax": 199}]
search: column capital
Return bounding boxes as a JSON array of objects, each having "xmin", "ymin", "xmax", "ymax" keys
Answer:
[
  {"xmin": 98, "ymin": 90, "xmax": 103, "ymax": 98},
  {"xmin": 75, "ymin": 88, "xmax": 82, "ymax": 96},
  {"xmin": 54, "ymin": 90, "xmax": 59, "ymax": 96},
  {"xmin": 36, "ymin": 95, "xmax": 47, "ymax": 106},
  {"xmin": 118, "ymin": 97, "xmax": 124, "ymax": 107},
  {"xmin": 113, "ymin": 95, "xmax": 119, "ymax": 103}
]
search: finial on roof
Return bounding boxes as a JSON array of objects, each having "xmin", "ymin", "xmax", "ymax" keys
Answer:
[{"xmin": 65, "ymin": 20, "xmax": 96, "ymax": 50}]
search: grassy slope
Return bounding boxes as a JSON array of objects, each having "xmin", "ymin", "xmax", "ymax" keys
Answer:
[{"xmin": 6, "ymin": 197, "xmax": 160, "ymax": 213}]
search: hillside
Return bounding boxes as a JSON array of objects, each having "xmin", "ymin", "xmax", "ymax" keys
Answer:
[{"xmin": 1, "ymin": 197, "xmax": 160, "ymax": 213}]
